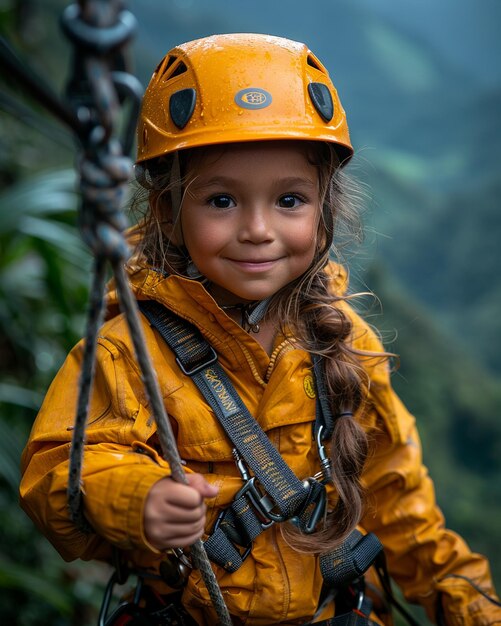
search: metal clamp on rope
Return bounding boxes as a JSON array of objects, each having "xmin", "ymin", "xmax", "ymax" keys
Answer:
[
  {"xmin": 61, "ymin": 4, "xmax": 137, "ymax": 55},
  {"xmin": 159, "ymin": 548, "xmax": 192, "ymax": 589}
]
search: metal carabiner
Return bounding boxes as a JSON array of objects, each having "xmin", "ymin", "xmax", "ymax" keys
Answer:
[
  {"xmin": 296, "ymin": 478, "xmax": 327, "ymax": 534},
  {"xmin": 313, "ymin": 424, "xmax": 332, "ymax": 484},
  {"xmin": 234, "ymin": 476, "xmax": 278, "ymax": 528},
  {"xmin": 98, "ymin": 569, "xmax": 144, "ymax": 626},
  {"xmin": 232, "ymin": 449, "xmax": 287, "ymax": 526}
]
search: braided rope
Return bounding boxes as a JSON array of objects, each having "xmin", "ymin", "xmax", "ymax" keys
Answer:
[
  {"xmin": 60, "ymin": 1, "xmax": 232, "ymax": 623},
  {"xmin": 67, "ymin": 255, "xmax": 107, "ymax": 534},
  {"xmin": 69, "ymin": 126, "xmax": 234, "ymax": 626},
  {"xmin": 2, "ymin": 0, "xmax": 232, "ymax": 621},
  {"xmin": 113, "ymin": 262, "xmax": 232, "ymax": 624}
]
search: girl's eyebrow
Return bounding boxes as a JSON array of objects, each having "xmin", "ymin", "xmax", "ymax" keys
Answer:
[{"xmin": 190, "ymin": 175, "xmax": 317, "ymax": 191}]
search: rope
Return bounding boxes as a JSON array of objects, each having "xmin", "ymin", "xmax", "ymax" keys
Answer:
[
  {"xmin": 65, "ymin": 2, "xmax": 232, "ymax": 623},
  {"xmin": 67, "ymin": 255, "xmax": 107, "ymax": 534},
  {"xmin": 112, "ymin": 261, "xmax": 232, "ymax": 624},
  {"xmin": 0, "ymin": 1, "xmax": 232, "ymax": 623}
]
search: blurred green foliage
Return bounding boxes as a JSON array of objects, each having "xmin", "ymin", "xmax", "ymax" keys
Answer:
[{"xmin": 0, "ymin": 165, "xmax": 109, "ymax": 623}]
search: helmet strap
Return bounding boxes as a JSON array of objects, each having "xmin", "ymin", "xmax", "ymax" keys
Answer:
[
  {"xmin": 220, "ymin": 298, "xmax": 271, "ymax": 333},
  {"xmin": 169, "ymin": 151, "xmax": 184, "ymax": 243},
  {"xmin": 186, "ymin": 257, "xmax": 203, "ymax": 280}
]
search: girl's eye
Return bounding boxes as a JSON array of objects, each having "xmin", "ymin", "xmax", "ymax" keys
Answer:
[
  {"xmin": 208, "ymin": 194, "xmax": 235, "ymax": 209},
  {"xmin": 278, "ymin": 194, "xmax": 304, "ymax": 209}
]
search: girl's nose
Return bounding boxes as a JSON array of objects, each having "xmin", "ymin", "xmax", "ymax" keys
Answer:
[{"xmin": 237, "ymin": 205, "xmax": 274, "ymax": 243}]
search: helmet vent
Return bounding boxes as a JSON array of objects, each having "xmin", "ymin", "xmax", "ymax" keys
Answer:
[
  {"xmin": 155, "ymin": 55, "xmax": 176, "ymax": 79},
  {"xmin": 307, "ymin": 54, "xmax": 327, "ymax": 75},
  {"xmin": 169, "ymin": 88, "xmax": 197, "ymax": 129},
  {"xmin": 162, "ymin": 60, "xmax": 188, "ymax": 82},
  {"xmin": 308, "ymin": 83, "xmax": 334, "ymax": 123},
  {"xmin": 158, "ymin": 56, "xmax": 189, "ymax": 82}
]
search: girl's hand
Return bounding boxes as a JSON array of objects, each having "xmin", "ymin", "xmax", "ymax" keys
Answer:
[{"xmin": 143, "ymin": 473, "xmax": 218, "ymax": 550}]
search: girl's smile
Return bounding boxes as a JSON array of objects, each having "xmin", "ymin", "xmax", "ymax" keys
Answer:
[{"xmin": 179, "ymin": 141, "xmax": 321, "ymax": 305}]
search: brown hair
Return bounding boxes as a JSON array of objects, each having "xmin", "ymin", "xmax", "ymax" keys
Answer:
[{"xmin": 131, "ymin": 142, "xmax": 384, "ymax": 554}]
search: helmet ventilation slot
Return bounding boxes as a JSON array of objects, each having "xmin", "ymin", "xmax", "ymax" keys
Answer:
[
  {"xmin": 158, "ymin": 56, "xmax": 188, "ymax": 82},
  {"xmin": 307, "ymin": 54, "xmax": 328, "ymax": 75}
]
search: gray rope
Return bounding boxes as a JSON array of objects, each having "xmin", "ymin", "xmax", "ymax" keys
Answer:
[
  {"xmin": 113, "ymin": 261, "xmax": 232, "ymax": 624},
  {"xmin": 68, "ymin": 255, "xmax": 107, "ymax": 534},
  {"xmin": 3, "ymin": 0, "xmax": 232, "ymax": 621},
  {"xmin": 67, "ymin": 152, "xmax": 232, "ymax": 626},
  {"xmin": 62, "ymin": 1, "xmax": 232, "ymax": 622},
  {"xmin": 68, "ymin": 174, "xmax": 232, "ymax": 625}
]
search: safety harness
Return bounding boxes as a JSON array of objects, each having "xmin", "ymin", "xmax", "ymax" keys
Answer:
[{"xmin": 137, "ymin": 299, "xmax": 384, "ymax": 625}]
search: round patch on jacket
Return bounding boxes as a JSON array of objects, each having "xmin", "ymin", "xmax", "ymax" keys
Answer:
[{"xmin": 303, "ymin": 374, "xmax": 316, "ymax": 398}]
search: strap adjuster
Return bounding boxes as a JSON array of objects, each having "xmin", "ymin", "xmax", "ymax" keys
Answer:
[
  {"xmin": 175, "ymin": 346, "xmax": 217, "ymax": 376},
  {"xmin": 233, "ymin": 449, "xmax": 288, "ymax": 525},
  {"xmin": 234, "ymin": 476, "xmax": 282, "ymax": 526},
  {"xmin": 212, "ymin": 509, "xmax": 253, "ymax": 563}
]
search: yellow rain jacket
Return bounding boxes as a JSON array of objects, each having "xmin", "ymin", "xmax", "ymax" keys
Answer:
[{"xmin": 20, "ymin": 263, "xmax": 500, "ymax": 626}]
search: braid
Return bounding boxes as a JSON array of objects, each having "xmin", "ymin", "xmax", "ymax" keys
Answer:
[
  {"xmin": 274, "ymin": 151, "xmax": 383, "ymax": 554},
  {"xmin": 276, "ymin": 268, "xmax": 370, "ymax": 553}
]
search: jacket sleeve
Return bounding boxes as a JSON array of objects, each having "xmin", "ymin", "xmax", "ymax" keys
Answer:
[
  {"xmin": 352, "ymin": 315, "xmax": 501, "ymax": 626},
  {"xmin": 19, "ymin": 325, "xmax": 178, "ymax": 562}
]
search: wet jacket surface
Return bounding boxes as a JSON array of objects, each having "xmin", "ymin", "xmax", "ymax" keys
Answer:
[{"xmin": 20, "ymin": 264, "xmax": 500, "ymax": 626}]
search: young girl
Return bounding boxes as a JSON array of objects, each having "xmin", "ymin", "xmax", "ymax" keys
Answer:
[{"xmin": 20, "ymin": 34, "xmax": 500, "ymax": 626}]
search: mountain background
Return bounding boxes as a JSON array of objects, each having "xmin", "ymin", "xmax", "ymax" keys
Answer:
[{"xmin": 1, "ymin": 0, "xmax": 500, "ymax": 623}]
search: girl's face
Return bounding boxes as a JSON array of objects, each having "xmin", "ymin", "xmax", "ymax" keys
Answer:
[{"xmin": 179, "ymin": 141, "xmax": 321, "ymax": 304}]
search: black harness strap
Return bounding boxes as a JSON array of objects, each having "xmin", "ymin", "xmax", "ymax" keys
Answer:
[
  {"xmin": 139, "ymin": 300, "xmax": 314, "ymax": 521},
  {"xmin": 312, "ymin": 353, "xmax": 335, "ymax": 440},
  {"xmin": 139, "ymin": 299, "xmax": 329, "ymax": 571},
  {"xmin": 320, "ymin": 529, "xmax": 383, "ymax": 588},
  {"xmin": 138, "ymin": 300, "xmax": 384, "ymax": 616}
]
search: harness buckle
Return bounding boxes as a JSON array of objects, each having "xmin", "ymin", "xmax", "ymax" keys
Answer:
[
  {"xmin": 175, "ymin": 345, "xmax": 217, "ymax": 376},
  {"xmin": 233, "ymin": 449, "xmax": 287, "ymax": 526},
  {"xmin": 234, "ymin": 476, "xmax": 282, "ymax": 527}
]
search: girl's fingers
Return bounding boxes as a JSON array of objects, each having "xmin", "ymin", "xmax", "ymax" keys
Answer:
[
  {"xmin": 155, "ymin": 500, "xmax": 206, "ymax": 524},
  {"xmin": 144, "ymin": 474, "xmax": 218, "ymax": 549},
  {"xmin": 165, "ymin": 481, "xmax": 205, "ymax": 509},
  {"xmin": 186, "ymin": 472, "xmax": 219, "ymax": 498},
  {"xmin": 146, "ymin": 518, "xmax": 206, "ymax": 550}
]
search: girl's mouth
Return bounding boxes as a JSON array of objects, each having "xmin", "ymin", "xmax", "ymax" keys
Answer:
[{"xmin": 227, "ymin": 258, "xmax": 279, "ymax": 271}]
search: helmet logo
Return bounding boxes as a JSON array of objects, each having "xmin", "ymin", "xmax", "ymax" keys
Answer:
[{"xmin": 235, "ymin": 87, "xmax": 272, "ymax": 110}]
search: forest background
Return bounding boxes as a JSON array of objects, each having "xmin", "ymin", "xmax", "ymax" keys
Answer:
[{"xmin": 0, "ymin": 0, "xmax": 500, "ymax": 624}]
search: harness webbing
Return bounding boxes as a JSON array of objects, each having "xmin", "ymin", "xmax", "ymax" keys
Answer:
[
  {"xmin": 320, "ymin": 529, "xmax": 382, "ymax": 587},
  {"xmin": 139, "ymin": 299, "xmax": 313, "ymax": 521},
  {"xmin": 312, "ymin": 353, "xmax": 335, "ymax": 440},
  {"xmin": 139, "ymin": 299, "xmax": 331, "ymax": 571},
  {"xmin": 139, "ymin": 299, "xmax": 387, "ymax": 625}
]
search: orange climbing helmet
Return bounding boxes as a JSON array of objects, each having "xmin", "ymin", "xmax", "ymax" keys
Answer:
[{"xmin": 136, "ymin": 33, "xmax": 353, "ymax": 166}]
